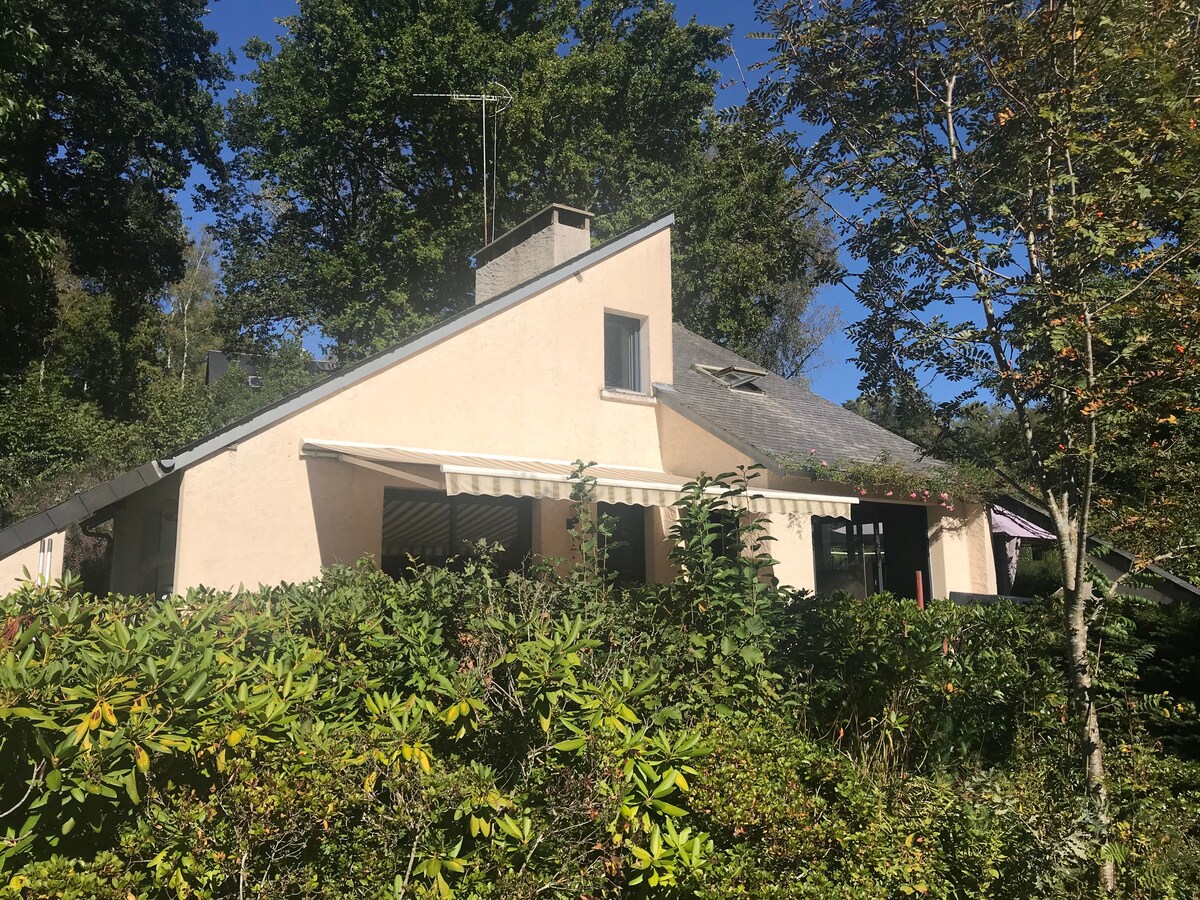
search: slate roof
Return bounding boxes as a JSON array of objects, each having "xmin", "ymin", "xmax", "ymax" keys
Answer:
[{"xmin": 660, "ymin": 324, "xmax": 930, "ymax": 471}]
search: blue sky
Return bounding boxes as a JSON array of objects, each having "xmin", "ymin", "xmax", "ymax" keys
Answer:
[{"xmin": 184, "ymin": 1, "xmax": 866, "ymax": 403}]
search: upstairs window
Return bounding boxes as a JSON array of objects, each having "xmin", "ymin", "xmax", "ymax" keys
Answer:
[{"xmin": 604, "ymin": 312, "xmax": 644, "ymax": 392}]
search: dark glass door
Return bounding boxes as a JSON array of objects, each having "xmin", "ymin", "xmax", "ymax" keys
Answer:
[{"xmin": 812, "ymin": 502, "xmax": 930, "ymax": 599}]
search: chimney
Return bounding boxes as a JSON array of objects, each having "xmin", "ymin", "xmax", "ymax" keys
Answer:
[{"xmin": 474, "ymin": 204, "xmax": 594, "ymax": 304}]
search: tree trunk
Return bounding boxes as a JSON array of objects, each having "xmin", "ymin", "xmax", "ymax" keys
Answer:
[{"xmin": 1061, "ymin": 535, "xmax": 1116, "ymax": 892}]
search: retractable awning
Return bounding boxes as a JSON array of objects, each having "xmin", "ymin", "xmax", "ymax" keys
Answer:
[
  {"xmin": 301, "ymin": 439, "xmax": 854, "ymax": 518},
  {"xmin": 989, "ymin": 505, "xmax": 1055, "ymax": 541}
]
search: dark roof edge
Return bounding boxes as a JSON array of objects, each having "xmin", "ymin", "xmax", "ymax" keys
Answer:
[
  {"xmin": 992, "ymin": 495, "xmax": 1200, "ymax": 598},
  {"xmin": 653, "ymin": 383, "xmax": 784, "ymax": 475},
  {"xmin": 0, "ymin": 214, "xmax": 676, "ymax": 559},
  {"xmin": 1089, "ymin": 535, "xmax": 1200, "ymax": 597},
  {"xmin": 0, "ymin": 461, "xmax": 166, "ymax": 559}
]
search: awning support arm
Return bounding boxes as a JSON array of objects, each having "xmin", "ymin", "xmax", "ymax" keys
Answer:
[{"xmin": 313, "ymin": 452, "xmax": 443, "ymax": 490}]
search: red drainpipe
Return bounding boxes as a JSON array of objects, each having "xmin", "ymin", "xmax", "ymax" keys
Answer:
[{"xmin": 915, "ymin": 571, "xmax": 925, "ymax": 610}]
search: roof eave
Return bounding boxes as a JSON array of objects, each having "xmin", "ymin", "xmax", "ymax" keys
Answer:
[{"xmin": 0, "ymin": 461, "xmax": 166, "ymax": 559}]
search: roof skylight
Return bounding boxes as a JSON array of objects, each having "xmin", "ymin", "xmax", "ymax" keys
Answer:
[{"xmin": 696, "ymin": 364, "xmax": 767, "ymax": 394}]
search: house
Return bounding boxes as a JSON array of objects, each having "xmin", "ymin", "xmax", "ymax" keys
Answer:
[
  {"xmin": 0, "ymin": 532, "xmax": 64, "ymax": 587},
  {"xmin": 0, "ymin": 206, "xmax": 999, "ymax": 599}
]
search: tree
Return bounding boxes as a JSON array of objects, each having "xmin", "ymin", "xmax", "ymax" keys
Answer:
[
  {"xmin": 209, "ymin": 0, "xmax": 836, "ymax": 377},
  {"xmin": 0, "ymin": 1, "xmax": 50, "ymax": 271},
  {"xmin": 39, "ymin": 261, "xmax": 162, "ymax": 420},
  {"xmin": 658, "ymin": 121, "xmax": 840, "ymax": 378},
  {"xmin": 0, "ymin": 0, "xmax": 228, "ymax": 381},
  {"xmin": 758, "ymin": 0, "xmax": 1200, "ymax": 890},
  {"xmin": 160, "ymin": 234, "xmax": 221, "ymax": 387},
  {"xmin": 0, "ymin": 375, "xmax": 140, "ymax": 527},
  {"xmin": 844, "ymin": 376, "xmax": 941, "ymax": 448},
  {"xmin": 847, "ymin": 384, "xmax": 1040, "ymax": 493},
  {"xmin": 208, "ymin": 0, "xmax": 718, "ymax": 355}
]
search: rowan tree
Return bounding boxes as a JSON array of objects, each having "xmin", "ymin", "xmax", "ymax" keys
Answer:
[{"xmin": 757, "ymin": 0, "xmax": 1200, "ymax": 889}]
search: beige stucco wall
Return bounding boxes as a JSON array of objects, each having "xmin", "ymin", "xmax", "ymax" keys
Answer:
[
  {"xmin": 928, "ymin": 502, "xmax": 997, "ymax": 598},
  {"xmin": 769, "ymin": 513, "xmax": 817, "ymax": 593},
  {"xmin": 0, "ymin": 530, "xmax": 65, "ymax": 593},
  {"xmin": 172, "ymin": 229, "xmax": 680, "ymax": 590},
  {"xmin": 534, "ymin": 499, "xmax": 574, "ymax": 569},
  {"xmin": 765, "ymin": 473, "xmax": 851, "ymax": 593},
  {"xmin": 656, "ymin": 405, "xmax": 756, "ymax": 477}
]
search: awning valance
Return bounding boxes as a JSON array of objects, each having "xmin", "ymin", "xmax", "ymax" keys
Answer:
[{"xmin": 302, "ymin": 439, "xmax": 854, "ymax": 518}]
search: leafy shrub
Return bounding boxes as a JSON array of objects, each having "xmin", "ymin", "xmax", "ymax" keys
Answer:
[
  {"xmin": 0, "ymin": 475, "xmax": 1197, "ymax": 897},
  {"xmin": 776, "ymin": 592, "xmax": 1067, "ymax": 775},
  {"xmin": 0, "ymin": 560, "xmax": 714, "ymax": 898}
]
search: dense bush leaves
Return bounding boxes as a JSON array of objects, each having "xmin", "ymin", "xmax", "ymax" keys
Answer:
[{"xmin": 0, "ymin": 483, "xmax": 1197, "ymax": 896}]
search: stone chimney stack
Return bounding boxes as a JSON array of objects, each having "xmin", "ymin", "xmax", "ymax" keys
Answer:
[{"xmin": 474, "ymin": 204, "xmax": 594, "ymax": 304}]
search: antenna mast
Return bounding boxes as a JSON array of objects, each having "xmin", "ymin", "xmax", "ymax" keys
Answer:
[{"xmin": 415, "ymin": 82, "xmax": 513, "ymax": 245}]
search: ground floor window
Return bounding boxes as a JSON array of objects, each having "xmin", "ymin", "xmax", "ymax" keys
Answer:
[
  {"xmin": 812, "ymin": 502, "xmax": 930, "ymax": 600},
  {"xmin": 597, "ymin": 502, "xmax": 647, "ymax": 584},
  {"xmin": 381, "ymin": 489, "xmax": 532, "ymax": 577}
]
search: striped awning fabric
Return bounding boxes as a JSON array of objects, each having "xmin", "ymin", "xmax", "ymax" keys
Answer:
[{"xmin": 302, "ymin": 439, "xmax": 854, "ymax": 517}]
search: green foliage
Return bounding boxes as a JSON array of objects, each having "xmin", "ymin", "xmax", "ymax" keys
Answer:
[
  {"xmin": 210, "ymin": 0, "xmax": 834, "ymax": 373},
  {"xmin": 199, "ymin": 340, "xmax": 322, "ymax": 435},
  {"xmin": 1, "ymin": 477, "xmax": 1198, "ymax": 896},
  {"xmin": 157, "ymin": 234, "xmax": 221, "ymax": 389},
  {"xmin": 0, "ymin": 377, "xmax": 140, "ymax": 527},
  {"xmin": 758, "ymin": 4, "xmax": 1200, "ymax": 885},
  {"xmin": 665, "ymin": 468, "xmax": 786, "ymax": 713},
  {"xmin": 0, "ymin": 0, "xmax": 50, "ymax": 274},
  {"xmin": 757, "ymin": 0, "xmax": 1200, "ymax": 579},
  {"xmin": 779, "ymin": 449, "xmax": 999, "ymax": 508},
  {"xmin": 0, "ymin": 852, "xmax": 143, "ymax": 899},
  {"xmin": 211, "ymin": 0, "xmax": 718, "ymax": 355},
  {"xmin": 567, "ymin": 459, "xmax": 619, "ymax": 587},
  {"xmin": 0, "ymin": 335, "xmax": 321, "ymax": 527},
  {"xmin": 845, "ymin": 392, "xmax": 1044, "ymax": 497},
  {"xmin": 0, "ymin": 228, "xmax": 319, "ymax": 524},
  {"xmin": 1011, "ymin": 547, "xmax": 1063, "ymax": 600},
  {"xmin": 0, "ymin": 561, "xmax": 714, "ymax": 897},
  {"xmin": 0, "ymin": 0, "xmax": 228, "ymax": 382},
  {"xmin": 0, "ymin": 0, "xmax": 239, "ymax": 534},
  {"xmin": 777, "ymin": 593, "xmax": 1066, "ymax": 775},
  {"xmin": 693, "ymin": 715, "xmax": 967, "ymax": 898},
  {"xmin": 649, "ymin": 120, "xmax": 839, "ymax": 376}
]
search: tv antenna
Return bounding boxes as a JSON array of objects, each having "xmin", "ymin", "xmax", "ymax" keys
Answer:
[{"xmin": 415, "ymin": 82, "xmax": 513, "ymax": 245}]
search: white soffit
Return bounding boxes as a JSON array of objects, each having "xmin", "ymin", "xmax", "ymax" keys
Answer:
[{"xmin": 302, "ymin": 439, "xmax": 855, "ymax": 518}]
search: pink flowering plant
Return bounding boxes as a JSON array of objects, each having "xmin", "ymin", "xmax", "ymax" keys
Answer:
[{"xmin": 778, "ymin": 451, "xmax": 1000, "ymax": 513}]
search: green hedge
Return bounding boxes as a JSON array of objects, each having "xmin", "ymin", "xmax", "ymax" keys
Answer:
[{"xmin": 0, "ymin": 481, "xmax": 1197, "ymax": 897}]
